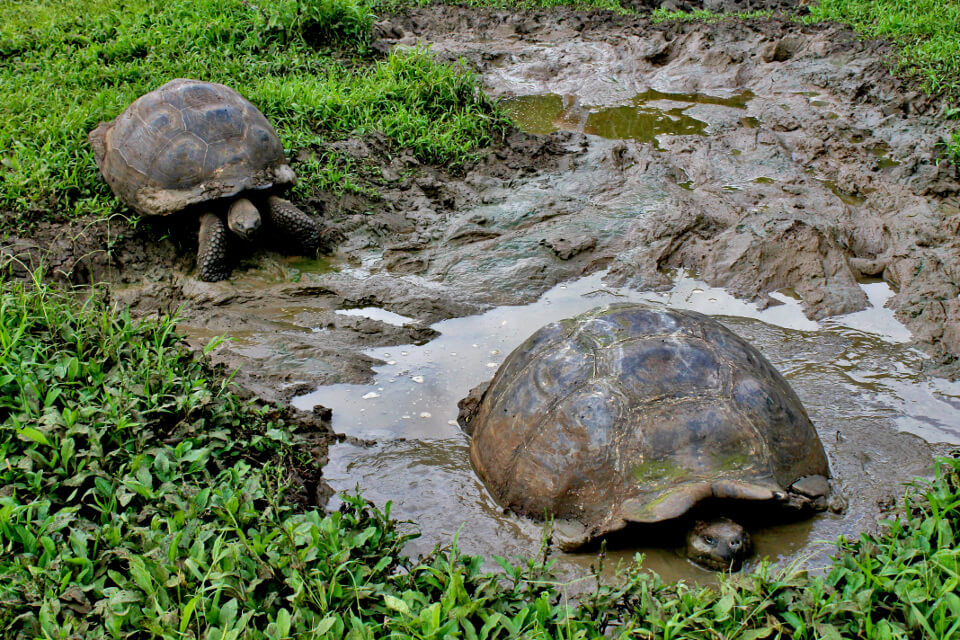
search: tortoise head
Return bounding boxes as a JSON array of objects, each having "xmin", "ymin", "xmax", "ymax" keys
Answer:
[
  {"xmin": 227, "ymin": 198, "xmax": 262, "ymax": 240},
  {"xmin": 684, "ymin": 517, "xmax": 751, "ymax": 571}
]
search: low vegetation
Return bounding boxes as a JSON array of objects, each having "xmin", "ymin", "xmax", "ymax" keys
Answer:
[
  {"xmin": 803, "ymin": 0, "xmax": 960, "ymax": 160},
  {"xmin": 0, "ymin": 0, "xmax": 507, "ymax": 227},
  {"xmin": 1, "ymin": 269, "xmax": 958, "ymax": 638},
  {"xmin": 4, "ymin": 0, "xmax": 960, "ymax": 230}
]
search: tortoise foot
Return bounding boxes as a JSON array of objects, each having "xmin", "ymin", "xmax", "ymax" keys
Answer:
[
  {"xmin": 266, "ymin": 195, "xmax": 340, "ymax": 252},
  {"xmin": 197, "ymin": 212, "xmax": 230, "ymax": 282}
]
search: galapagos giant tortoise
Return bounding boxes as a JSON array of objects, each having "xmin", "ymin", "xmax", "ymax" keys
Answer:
[
  {"xmin": 89, "ymin": 78, "xmax": 334, "ymax": 281},
  {"xmin": 458, "ymin": 303, "xmax": 841, "ymax": 570}
]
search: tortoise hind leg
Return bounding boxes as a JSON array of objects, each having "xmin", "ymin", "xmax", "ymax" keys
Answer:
[
  {"xmin": 266, "ymin": 195, "xmax": 338, "ymax": 252},
  {"xmin": 197, "ymin": 212, "xmax": 231, "ymax": 282}
]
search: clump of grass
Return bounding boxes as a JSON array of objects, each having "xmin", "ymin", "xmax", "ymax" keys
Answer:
[
  {"xmin": 650, "ymin": 8, "xmax": 773, "ymax": 23},
  {"xmin": 0, "ymin": 0, "xmax": 507, "ymax": 229},
  {"xmin": 803, "ymin": 0, "xmax": 960, "ymax": 98},
  {"xmin": 0, "ymin": 267, "xmax": 586, "ymax": 638}
]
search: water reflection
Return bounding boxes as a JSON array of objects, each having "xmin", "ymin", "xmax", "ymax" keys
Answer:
[{"xmin": 499, "ymin": 91, "xmax": 756, "ymax": 143}]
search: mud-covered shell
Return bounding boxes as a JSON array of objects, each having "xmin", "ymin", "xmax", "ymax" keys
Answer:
[
  {"xmin": 467, "ymin": 302, "xmax": 830, "ymax": 543},
  {"xmin": 88, "ymin": 79, "xmax": 294, "ymax": 217}
]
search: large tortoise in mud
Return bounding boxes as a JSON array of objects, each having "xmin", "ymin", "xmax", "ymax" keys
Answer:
[
  {"xmin": 459, "ymin": 303, "xmax": 840, "ymax": 570},
  {"xmin": 89, "ymin": 78, "xmax": 333, "ymax": 281}
]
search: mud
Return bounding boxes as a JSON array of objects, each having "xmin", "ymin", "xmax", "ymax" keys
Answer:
[
  {"xmin": 383, "ymin": 7, "xmax": 960, "ymax": 371},
  {"xmin": 3, "ymin": 4, "xmax": 960, "ymax": 582},
  {"xmin": 297, "ymin": 271, "xmax": 956, "ymax": 584}
]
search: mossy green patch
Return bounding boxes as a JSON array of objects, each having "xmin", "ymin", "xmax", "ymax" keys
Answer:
[{"xmin": 632, "ymin": 458, "xmax": 686, "ymax": 484}]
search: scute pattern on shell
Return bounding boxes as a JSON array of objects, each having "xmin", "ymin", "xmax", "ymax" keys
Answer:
[
  {"xmin": 89, "ymin": 79, "xmax": 292, "ymax": 216},
  {"xmin": 468, "ymin": 303, "xmax": 830, "ymax": 543}
]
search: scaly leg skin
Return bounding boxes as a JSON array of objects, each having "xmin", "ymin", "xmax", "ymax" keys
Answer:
[
  {"xmin": 197, "ymin": 212, "xmax": 230, "ymax": 282},
  {"xmin": 266, "ymin": 195, "xmax": 337, "ymax": 252}
]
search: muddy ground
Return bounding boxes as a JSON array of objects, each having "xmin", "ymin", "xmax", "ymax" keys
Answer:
[{"xmin": 3, "ymin": 4, "xmax": 960, "ymax": 566}]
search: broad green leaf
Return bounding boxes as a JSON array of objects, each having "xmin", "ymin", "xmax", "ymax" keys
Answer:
[
  {"xmin": 385, "ymin": 594, "xmax": 411, "ymax": 616},
  {"xmin": 17, "ymin": 426, "xmax": 50, "ymax": 446}
]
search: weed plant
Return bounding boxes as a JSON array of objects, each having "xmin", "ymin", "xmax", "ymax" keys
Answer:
[
  {"xmin": 0, "ymin": 0, "xmax": 506, "ymax": 227},
  {"xmin": 2, "ymin": 267, "xmax": 960, "ymax": 638}
]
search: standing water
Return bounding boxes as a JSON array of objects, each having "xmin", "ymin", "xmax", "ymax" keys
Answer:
[{"xmin": 294, "ymin": 270, "xmax": 960, "ymax": 584}]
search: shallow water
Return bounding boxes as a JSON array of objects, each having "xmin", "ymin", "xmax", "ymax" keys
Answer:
[
  {"xmin": 500, "ymin": 90, "xmax": 752, "ymax": 145},
  {"xmin": 294, "ymin": 270, "xmax": 958, "ymax": 584}
]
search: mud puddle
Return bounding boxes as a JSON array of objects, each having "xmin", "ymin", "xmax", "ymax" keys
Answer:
[
  {"xmin": 293, "ymin": 271, "xmax": 956, "ymax": 584},
  {"xmin": 393, "ymin": 9, "xmax": 960, "ymax": 368},
  {"xmin": 501, "ymin": 90, "xmax": 752, "ymax": 145}
]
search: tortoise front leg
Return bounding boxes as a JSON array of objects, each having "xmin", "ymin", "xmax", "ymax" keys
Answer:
[
  {"xmin": 266, "ymin": 195, "xmax": 336, "ymax": 252},
  {"xmin": 197, "ymin": 212, "xmax": 230, "ymax": 282}
]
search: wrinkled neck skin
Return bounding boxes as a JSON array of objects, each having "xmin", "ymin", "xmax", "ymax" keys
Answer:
[{"xmin": 684, "ymin": 517, "xmax": 751, "ymax": 571}]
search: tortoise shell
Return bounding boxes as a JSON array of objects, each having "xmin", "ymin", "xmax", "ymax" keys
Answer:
[
  {"xmin": 466, "ymin": 303, "xmax": 830, "ymax": 544},
  {"xmin": 89, "ymin": 79, "xmax": 294, "ymax": 217}
]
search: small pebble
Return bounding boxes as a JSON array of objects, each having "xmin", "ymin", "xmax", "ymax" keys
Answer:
[
  {"xmin": 412, "ymin": 375, "xmax": 424, "ymax": 383},
  {"xmin": 362, "ymin": 392, "xmax": 380, "ymax": 399},
  {"xmin": 420, "ymin": 412, "xmax": 432, "ymax": 418}
]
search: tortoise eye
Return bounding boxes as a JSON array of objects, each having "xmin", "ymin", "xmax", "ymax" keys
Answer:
[{"xmin": 703, "ymin": 536, "xmax": 717, "ymax": 546}]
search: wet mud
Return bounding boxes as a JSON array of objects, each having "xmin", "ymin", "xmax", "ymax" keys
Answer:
[
  {"xmin": 295, "ymin": 272, "xmax": 956, "ymax": 584},
  {"xmin": 4, "ymin": 4, "xmax": 960, "ymax": 583}
]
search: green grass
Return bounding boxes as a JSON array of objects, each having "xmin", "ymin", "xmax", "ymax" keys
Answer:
[
  {"xmin": 0, "ymin": 0, "xmax": 507, "ymax": 227},
  {"xmin": 804, "ymin": 0, "xmax": 960, "ymax": 98},
  {"xmin": 651, "ymin": 8, "xmax": 774, "ymax": 24},
  {"xmin": 2, "ymin": 264, "xmax": 959, "ymax": 638}
]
